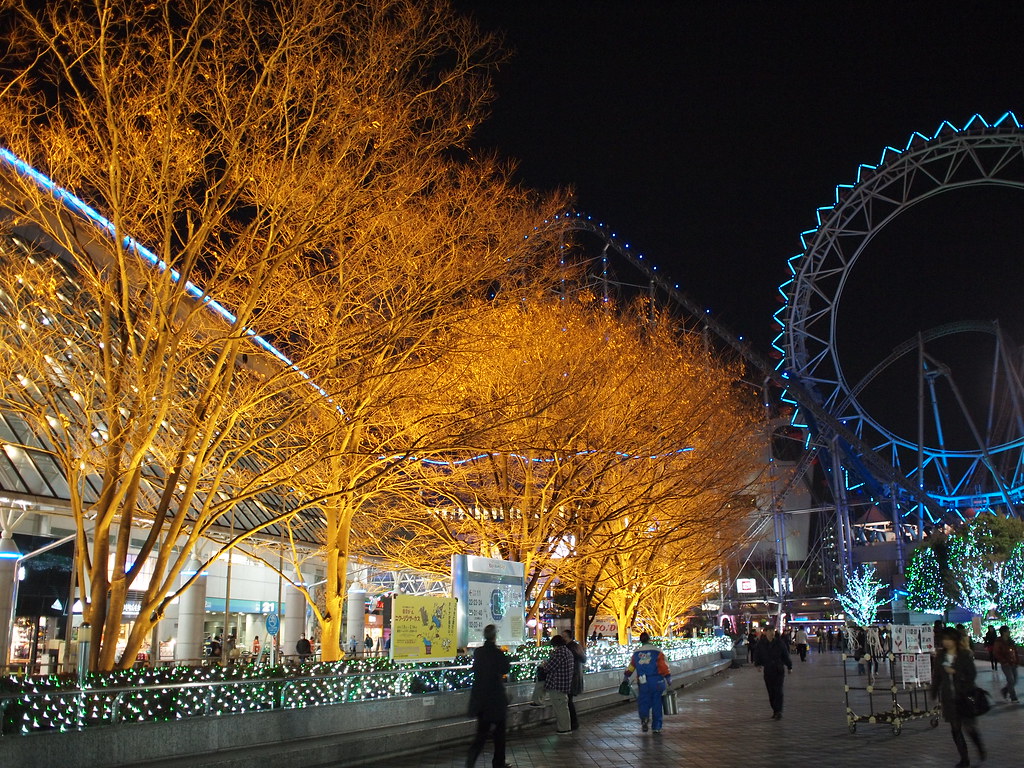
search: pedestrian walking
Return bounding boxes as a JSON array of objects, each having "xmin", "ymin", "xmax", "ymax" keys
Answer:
[
  {"xmin": 955, "ymin": 623, "xmax": 973, "ymax": 653},
  {"xmin": 931, "ymin": 627, "xmax": 985, "ymax": 767},
  {"xmin": 466, "ymin": 624, "xmax": 512, "ymax": 768},
  {"xmin": 753, "ymin": 627, "xmax": 792, "ymax": 719},
  {"xmin": 295, "ymin": 634, "xmax": 312, "ymax": 663},
  {"xmin": 816, "ymin": 628, "xmax": 826, "ymax": 654},
  {"xmin": 794, "ymin": 627, "xmax": 809, "ymax": 661},
  {"xmin": 746, "ymin": 629, "xmax": 758, "ymax": 664},
  {"xmin": 992, "ymin": 625, "xmax": 1019, "ymax": 702},
  {"xmin": 983, "ymin": 625, "xmax": 998, "ymax": 671},
  {"xmin": 364, "ymin": 633, "xmax": 374, "ymax": 655},
  {"xmin": 539, "ymin": 634, "xmax": 574, "ymax": 733},
  {"xmin": 563, "ymin": 629, "xmax": 586, "ymax": 731},
  {"xmin": 622, "ymin": 632, "xmax": 672, "ymax": 734}
]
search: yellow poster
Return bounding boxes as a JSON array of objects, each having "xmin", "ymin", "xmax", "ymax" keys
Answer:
[{"xmin": 390, "ymin": 594, "xmax": 458, "ymax": 661}]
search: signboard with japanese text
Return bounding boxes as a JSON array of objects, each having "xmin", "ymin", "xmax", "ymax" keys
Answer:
[
  {"xmin": 389, "ymin": 594, "xmax": 458, "ymax": 662},
  {"xmin": 916, "ymin": 652, "xmax": 932, "ymax": 684},
  {"xmin": 452, "ymin": 555, "xmax": 525, "ymax": 648},
  {"xmin": 889, "ymin": 624, "xmax": 933, "ymax": 687}
]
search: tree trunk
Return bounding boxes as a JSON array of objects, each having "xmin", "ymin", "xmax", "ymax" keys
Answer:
[
  {"xmin": 319, "ymin": 503, "xmax": 351, "ymax": 662},
  {"xmin": 574, "ymin": 583, "xmax": 588, "ymax": 643}
]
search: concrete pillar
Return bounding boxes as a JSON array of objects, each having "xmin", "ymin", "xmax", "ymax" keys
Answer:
[
  {"xmin": 346, "ymin": 582, "xmax": 366, "ymax": 652},
  {"xmin": 245, "ymin": 613, "xmax": 258, "ymax": 648},
  {"xmin": 0, "ymin": 533, "xmax": 22, "ymax": 667},
  {"xmin": 175, "ymin": 557, "xmax": 207, "ymax": 662},
  {"xmin": 284, "ymin": 573, "xmax": 305, "ymax": 654}
]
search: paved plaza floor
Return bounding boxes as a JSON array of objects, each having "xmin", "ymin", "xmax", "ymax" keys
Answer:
[{"xmin": 365, "ymin": 650, "xmax": 1022, "ymax": 768}]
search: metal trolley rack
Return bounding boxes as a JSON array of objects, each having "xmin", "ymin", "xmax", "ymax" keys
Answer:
[{"xmin": 843, "ymin": 625, "xmax": 941, "ymax": 736}]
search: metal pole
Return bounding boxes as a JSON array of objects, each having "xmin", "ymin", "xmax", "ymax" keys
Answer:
[
  {"xmin": 276, "ymin": 553, "xmax": 284, "ymax": 666},
  {"xmin": 917, "ymin": 334, "xmax": 926, "ymax": 541},
  {"xmin": 221, "ymin": 546, "xmax": 233, "ymax": 665},
  {"xmin": 832, "ymin": 436, "xmax": 853, "ymax": 575},
  {"xmin": 890, "ymin": 484, "xmax": 906, "ymax": 575},
  {"xmin": 772, "ymin": 505, "xmax": 789, "ymax": 629}
]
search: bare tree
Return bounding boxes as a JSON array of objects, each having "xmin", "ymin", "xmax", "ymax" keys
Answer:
[
  {"xmin": 366, "ymin": 298, "xmax": 764, "ymax": 643},
  {"xmin": 271, "ymin": 173, "xmax": 567, "ymax": 660},
  {"xmin": 0, "ymin": 0, "xmax": 563, "ymax": 668}
]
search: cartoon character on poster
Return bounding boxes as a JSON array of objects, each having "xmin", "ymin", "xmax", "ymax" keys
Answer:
[
  {"xmin": 417, "ymin": 602, "xmax": 451, "ymax": 655},
  {"xmin": 392, "ymin": 595, "xmax": 457, "ymax": 660}
]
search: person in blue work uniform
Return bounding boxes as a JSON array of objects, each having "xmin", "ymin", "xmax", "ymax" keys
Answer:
[{"xmin": 622, "ymin": 632, "xmax": 672, "ymax": 733}]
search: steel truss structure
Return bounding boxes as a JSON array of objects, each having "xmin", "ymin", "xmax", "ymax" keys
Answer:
[{"xmin": 776, "ymin": 113, "xmax": 1024, "ymax": 526}]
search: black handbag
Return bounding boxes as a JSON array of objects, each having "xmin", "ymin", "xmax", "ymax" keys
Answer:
[{"xmin": 965, "ymin": 687, "xmax": 991, "ymax": 717}]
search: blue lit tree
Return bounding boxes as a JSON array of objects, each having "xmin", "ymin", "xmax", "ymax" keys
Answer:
[{"xmin": 836, "ymin": 564, "xmax": 889, "ymax": 626}]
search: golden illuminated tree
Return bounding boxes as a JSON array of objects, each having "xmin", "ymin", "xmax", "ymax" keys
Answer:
[
  {"xmin": 272, "ymin": 173, "xmax": 566, "ymax": 660},
  {"xmin": 556, "ymin": 311, "xmax": 763, "ymax": 643},
  {"xmin": 368, "ymin": 298, "xmax": 763, "ymax": 644},
  {"xmin": 354, "ymin": 291, "xmax": 616, "ymax": 630},
  {"xmin": 0, "ymin": 0, "xmax": 564, "ymax": 668},
  {"xmin": 588, "ymin": 494, "xmax": 751, "ymax": 642}
]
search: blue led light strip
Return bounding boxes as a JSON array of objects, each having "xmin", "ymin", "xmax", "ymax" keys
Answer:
[
  {"xmin": 0, "ymin": 149, "xmax": 697, "ymax": 466},
  {"xmin": 0, "ymin": 146, "xmax": 333, "ymax": 401},
  {"xmin": 770, "ymin": 111, "xmax": 1022, "ymax": 366},
  {"xmin": 770, "ymin": 111, "xmax": 1024, "ymax": 510}
]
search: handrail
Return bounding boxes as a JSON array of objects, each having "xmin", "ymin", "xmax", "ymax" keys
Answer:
[
  {"xmin": 0, "ymin": 660, "xmax": 532, "ymax": 736},
  {"xmin": 0, "ymin": 638, "xmax": 730, "ymax": 736}
]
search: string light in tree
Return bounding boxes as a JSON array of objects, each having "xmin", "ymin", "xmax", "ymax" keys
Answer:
[
  {"xmin": 947, "ymin": 524, "xmax": 1002, "ymax": 616},
  {"xmin": 836, "ymin": 564, "xmax": 889, "ymax": 626},
  {"xmin": 906, "ymin": 545, "xmax": 947, "ymax": 614},
  {"xmin": 998, "ymin": 542, "xmax": 1024, "ymax": 618}
]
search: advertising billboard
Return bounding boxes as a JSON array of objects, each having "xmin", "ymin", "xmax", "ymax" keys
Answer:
[
  {"xmin": 452, "ymin": 555, "xmax": 525, "ymax": 648},
  {"xmin": 389, "ymin": 594, "xmax": 458, "ymax": 662}
]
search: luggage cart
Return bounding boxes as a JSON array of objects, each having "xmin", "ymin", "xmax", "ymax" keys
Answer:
[{"xmin": 843, "ymin": 648, "xmax": 940, "ymax": 736}]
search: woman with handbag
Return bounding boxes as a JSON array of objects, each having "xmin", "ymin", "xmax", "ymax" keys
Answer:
[{"xmin": 931, "ymin": 628, "xmax": 986, "ymax": 767}]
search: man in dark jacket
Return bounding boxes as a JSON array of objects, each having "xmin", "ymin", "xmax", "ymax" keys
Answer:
[
  {"xmin": 754, "ymin": 627, "xmax": 793, "ymax": 719},
  {"xmin": 563, "ymin": 629, "xmax": 586, "ymax": 730},
  {"xmin": 466, "ymin": 624, "xmax": 512, "ymax": 768}
]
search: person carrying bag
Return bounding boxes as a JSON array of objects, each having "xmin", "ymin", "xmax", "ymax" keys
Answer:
[{"xmin": 622, "ymin": 632, "xmax": 672, "ymax": 734}]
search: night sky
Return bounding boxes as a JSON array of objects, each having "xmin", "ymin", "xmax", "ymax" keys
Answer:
[{"xmin": 458, "ymin": 1, "xmax": 1023, "ymax": 442}]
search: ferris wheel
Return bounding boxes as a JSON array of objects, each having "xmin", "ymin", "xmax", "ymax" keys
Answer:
[{"xmin": 776, "ymin": 112, "xmax": 1024, "ymax": 524}]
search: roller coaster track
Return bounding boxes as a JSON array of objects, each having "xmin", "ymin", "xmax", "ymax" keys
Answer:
[{"xmin": 550, "ymin": 214, "xmax": 942, "ymax": 516}]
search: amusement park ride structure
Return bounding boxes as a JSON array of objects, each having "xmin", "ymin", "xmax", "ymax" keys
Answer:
[
  {"xmin": 547, "ymin": 112, "xmax": 1024, "ymax": 612},
  {"xmin": 1, "ymin": 114, "xmax": 1020, "ymax": 626}
]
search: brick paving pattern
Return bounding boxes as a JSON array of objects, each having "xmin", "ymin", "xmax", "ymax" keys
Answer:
[{"xmin": 364, "ymin": 649, "xmax": 1022, "ymax": 768}]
